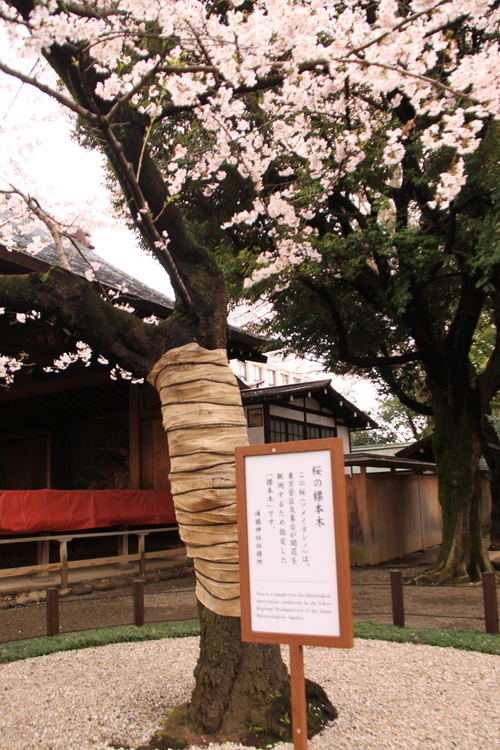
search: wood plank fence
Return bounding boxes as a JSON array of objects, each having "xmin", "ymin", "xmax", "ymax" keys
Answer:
[{"xmin": 344, "ymin": 458, "xmax": 492, "ymax": 566}]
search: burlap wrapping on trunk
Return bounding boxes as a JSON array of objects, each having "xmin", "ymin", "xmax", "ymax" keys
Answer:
[{"xmin": 148, "ymin": 343, "xmax": 248, "ymax": 617}]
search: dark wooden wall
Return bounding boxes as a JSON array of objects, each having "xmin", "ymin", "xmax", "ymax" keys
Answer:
[
  {"xmin": 0, "ymin": 432, "xmax": 49, "ymax": 489},
  {"xmin": 0, "ymin": 376, "xmax": 175, "ymax": 493},
  {"xmin": 129, "ymin": 383, "xmax": 170, "ymax": 490}
]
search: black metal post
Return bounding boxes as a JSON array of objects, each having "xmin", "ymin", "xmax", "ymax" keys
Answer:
[
  {"xmin": 390, "ymin": 569, "xmax": 405, "ymax": 627},
  {"xmin": 482, "ymin": 571, "xmax": 499, "ymax": 635},
  {"xmin": 46, "ymin": 587, "xmax": 60, "ymax": 636},
  {"xmin": 133, "ymin": 579, "xmax": 145, "ymax": 627}
]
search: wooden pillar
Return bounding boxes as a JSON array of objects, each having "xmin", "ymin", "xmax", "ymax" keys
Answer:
[
  {"xmin": 416, "ymin": 471, "xmax": 426, "ymax": 552},
  {"xmin": 137, "ymin": 532, "xmax": 147, "ymax": 576},
  {"xmin": 36, "ymin": 539, "xmax": 50, "ymax": 577},
  {"xmin": 289, "ymin": 644, "xmax": 308, "ymax": 750},
  {"xmin": 58, "ymin": 537, "xmax": 72, "ymax": 590},
  {"xmin": 129, "ymin": 383, "xmax": 141, "ymax": 489},
  {"xmin": 133, "ymin": 579, "xmax": 145, "ymax": 627},
  {"xmin": 482, "ymin": 571, "xmax": 499, "ymax": 635},
  {"xmin": 46, "ymin": 587, "xmax": 59, "ymax": 636},
  {"xmin": 359, "ymin": 465, "xmax": 372, "ymax": 565},
  {"xmin": 118, "ymin": 532, "xmax": 129, "ymax": 559},
  {"xmin": 390, "ymin": 570, "xmax": 405, "ymax": 627}
]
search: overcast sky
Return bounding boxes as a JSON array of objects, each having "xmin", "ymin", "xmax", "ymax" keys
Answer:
[{"xmin": 0, "ymin": 31, "xmax": 171, "ymax": 294}]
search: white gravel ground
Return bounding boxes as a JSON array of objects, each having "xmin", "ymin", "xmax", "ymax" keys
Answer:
[{"xmin": 0, "ymin": 637, "xmax": 499, "ymax": 750}]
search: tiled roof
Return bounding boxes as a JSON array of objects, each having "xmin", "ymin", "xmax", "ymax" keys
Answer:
[{"xmin": 0, "ymin": 214, "xmax": 266, "ymax": 359}]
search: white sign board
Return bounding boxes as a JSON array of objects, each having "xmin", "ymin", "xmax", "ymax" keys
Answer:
[
  {"xmin": 245, "ymin": 449, "xmax": 338, "ymax": 636},
  {"xmin": 236, "ymin": 439, "xmax": 352, "ymax": 648}
]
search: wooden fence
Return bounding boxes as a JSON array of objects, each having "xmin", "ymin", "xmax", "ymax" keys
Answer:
[
  {"xmin": 38, "ymin": 572, "xmax": 500, "ymax": 639},
  {"xmin": 344, "ymin": 455, "xmax": 492, "ymax": 566},
  {"xmin": 388, "ymin": 569, "xmax": 499, "ymax": 635},
  {"xmin": 0, "ymin": 527, "xmax": 182, "ymax": 589}
]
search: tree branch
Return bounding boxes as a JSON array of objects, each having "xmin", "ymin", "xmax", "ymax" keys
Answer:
[
  {"xmin": 0, "ymin": 267, "xmax": 209, "ymax": 376},
  {"xmin": 350, "ymin": 0, "xmax": 450, "ymax": 55},
  {"xmin": 0, "ymin": 59, "xmax": 99, "ymax": 123},
  {"xmin": 1, "ymin": 187, "xmax": 72, "ymax": 272},
  {"xmin": 379, "ymin": 366, "xmax": 434, "ymax": 417},
  {"xmin": 62, "ymin": 1, "xmax": 120, "ymax": 20},
  {"xmin": 104, "ymin": 63, "xmax": 219, "ymax": 124},
  {"xmin": 444, "ymin": 271, "xmax": 485, "ymax": 361},
  {"xmin": 0, "ymin": 268, "xmax": 161, "ymax": 376},
  {"xmin": 297, "ymin": 274, "xmax": 423, "ymax": 368},
  {"xmin": 97, "ymin": 117, "xmax": 193, "ymax": 309},
  {"xmin": 478, "ymin": 300, "xmax": 500, "ymax": 410}
]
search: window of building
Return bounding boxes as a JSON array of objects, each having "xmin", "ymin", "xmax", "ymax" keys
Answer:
[
  {"xmin": 269, "ymin": 417, "xmax": 304, "ymax": 442},
  {"xmin": 234, "ymin": 360, "xmax": 246, "ymax": 379},
  {"xmin": 306, "ymin": 424, "xmax": 336, "ymax": 439},
  {"xmin": 306, "ymin": 424, "xmax": 320, "ymax": 439},
  {"xmin": 269, "ymin": 417, "xmax": 289, "ymax": 442},
  {"xmin": 265, "ymin": 369, "xmax": 276, "ymax": 386},
  {"xmin": 280, "ymin": 372, "xmax": 289, "ymax": 385},
  {"xmin": 269, "ymin": 418, "xmax": 337, "ymax": 443},
  {"xmin": 288, "ymin": 421, "xmax": 304, "ymax": 441},
  {"xmin": 252, "ymin": 364, "xmax": 262, "ymax": 382},
  {"xmin": 321, "ymin": 427, "xmax": 336, "ymax": 438}
]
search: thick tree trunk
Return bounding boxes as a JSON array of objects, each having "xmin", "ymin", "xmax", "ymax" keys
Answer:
[
  {"xmin": 144, "ymin": 344, "xmax": 336, "ymax": 745},
  {"xmin": 188, "ymin": 603, "xmax": 288, "ymax": 738},
  {"xmin": 481, "ymin": 418, "xmax": 500, "ymax": 550},
  {"xmin": 148, "ymin": 344, "xmax": 246, "ymax": 616},
  {"xmin": 416, "ymin": 388, "xmax": 491, "ymax": 583},
  {"xmin": 489, "ymin": 471, "xmax": 500, "ymax": 549}
]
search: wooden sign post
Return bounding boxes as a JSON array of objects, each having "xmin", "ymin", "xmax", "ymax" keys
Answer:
[{"xmin": 235, "ymin": 439, "xmax": 353, "ymax": 750}]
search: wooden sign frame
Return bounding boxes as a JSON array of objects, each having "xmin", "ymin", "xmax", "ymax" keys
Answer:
[{"xmin": 235, "ymin": 438, "xmax": 353, "ymax": 648}]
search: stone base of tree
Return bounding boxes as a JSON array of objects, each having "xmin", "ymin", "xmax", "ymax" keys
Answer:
[{"xmin": 137, "ymin": 678, "xmax": 337, "ymax": 750}]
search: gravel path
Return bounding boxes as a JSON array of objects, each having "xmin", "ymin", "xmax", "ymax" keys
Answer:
[{"xmin": 1, "ymin": 637, "xmax": 499, "ymax": 750}]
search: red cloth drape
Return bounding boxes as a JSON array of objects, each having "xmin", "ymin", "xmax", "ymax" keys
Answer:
[{"xmin": 0, "ymin": 489, "xmax": 176, "ymax": 534}]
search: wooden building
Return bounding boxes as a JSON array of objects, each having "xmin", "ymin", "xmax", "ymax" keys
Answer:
[
  {"xmin": 0, "ymin": 229, "xmax": 266, "ymax": 498},
  {"xmin": 240, "ymin": 379, "xmax": 376, "ymax": 453},
  {"xmin": 0, "ymin": 230, "xmax": 266, "ymax": 572}
]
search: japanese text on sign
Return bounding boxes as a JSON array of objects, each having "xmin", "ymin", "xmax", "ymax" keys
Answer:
[{"xmin": 244, "ymin": 449, "xmax": 339, "ymax": 637}]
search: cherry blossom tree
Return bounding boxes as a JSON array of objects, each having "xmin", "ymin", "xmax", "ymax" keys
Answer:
[
  {"xmin": 0, "ymin": 0, "xmax": 499, "ymax": 742},
  {"xmin": 253, "ymin": 114, "xmax": 500, "ymax": 584}
]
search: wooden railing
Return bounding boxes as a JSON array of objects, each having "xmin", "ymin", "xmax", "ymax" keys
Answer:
[{"xmin": 0, "ymin": 527, "xmax": 182, "ymax": 589}]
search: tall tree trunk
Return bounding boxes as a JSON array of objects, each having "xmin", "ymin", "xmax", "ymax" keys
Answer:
[
  {"xmin": 145, "ymin": 343, "xmax": 335, "ymax": 745},
  {"xmin": 188, "ymin": 603, "xmax": 290, "ymax": 740},
  {"xmin": 416, "ymin": 387, "xmax": 491, "ymax": 583},
  {"xmin": 489, "ymin": 466, "xmax": 500, "ymax": 550},
  {"xmin": 481, "ymin": 418, "xmax": 500, "ymax": 550}
]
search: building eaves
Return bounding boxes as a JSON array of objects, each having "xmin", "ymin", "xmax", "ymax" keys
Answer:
[
  {"xmin": 344, "ymin": 452, "xmax": 436, "ymax": 472},
  {"xmin": 241, "ymin": 379, "xmax": 377, "ymax": 430}
]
